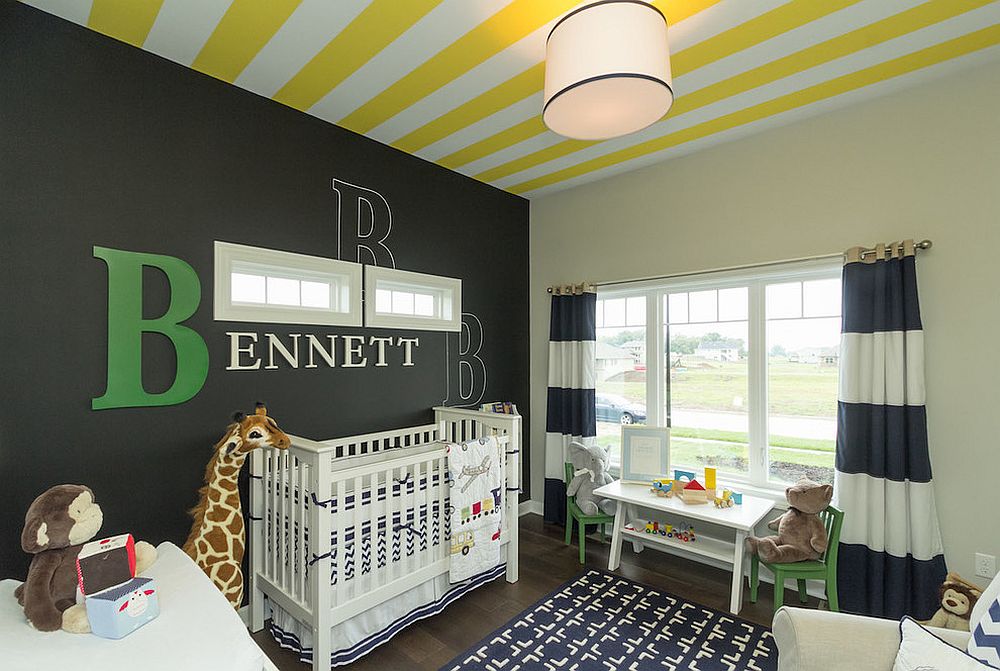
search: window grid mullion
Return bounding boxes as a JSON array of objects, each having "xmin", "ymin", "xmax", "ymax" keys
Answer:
[
  {"xmin": 747, "ymin": 281, "xmax": 768, "ymax": 486},
  {"xmin": 647, "ymin": 290, "xmax": 664, "ymax": 429}
]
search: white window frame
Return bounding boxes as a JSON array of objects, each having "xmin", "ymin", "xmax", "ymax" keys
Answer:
[
  {"xmin": 364, "ymin": 265, "xmax": 462, "ymax": 332},
  {"xmin": 214, "ymin": 241, "xmax": 363, "ymax": 326},
  {"xmin": 599, "ymin": 258, "xmax": 842, "ymax": 494}
]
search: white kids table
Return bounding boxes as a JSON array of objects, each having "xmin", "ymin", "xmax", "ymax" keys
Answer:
[{"xmin": 594, "ymin": 480, "xmax": 775, "ymax": 614}]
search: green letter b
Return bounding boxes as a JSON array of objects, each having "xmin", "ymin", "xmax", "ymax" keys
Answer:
[{"xmin": 92, "ymin": 246, "xmax": 208, "ymax": 410}]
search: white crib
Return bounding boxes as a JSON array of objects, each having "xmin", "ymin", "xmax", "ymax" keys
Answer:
[{"xmin": 248, "ymin": 407, "xmax": 521, "ymax": 669}]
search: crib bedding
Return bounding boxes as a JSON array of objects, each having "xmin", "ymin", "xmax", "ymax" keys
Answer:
[
  {"xmin": 265, "ymin": 470, "xmax": 454, "ymax": 584},
  {"xmin": 267, "ymin": 563, "xmax": 507, "ymax": 667}
]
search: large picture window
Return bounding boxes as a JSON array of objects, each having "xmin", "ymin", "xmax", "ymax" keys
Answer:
[{"xmin": 598, "ymin": 260, "xmax": 841, "ymax": 490}]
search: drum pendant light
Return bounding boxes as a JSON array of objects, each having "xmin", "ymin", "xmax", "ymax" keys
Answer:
[{"xmin": 543, "ymin": 0, "xmax": 672, "ymax": 141}]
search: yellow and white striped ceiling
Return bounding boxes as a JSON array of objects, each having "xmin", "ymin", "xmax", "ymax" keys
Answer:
[{"xmin": 21, "ymin": 0, "xmax": 1000, "ymax": 198}]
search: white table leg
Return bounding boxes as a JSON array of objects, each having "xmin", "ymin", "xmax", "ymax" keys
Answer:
[
  {"xmin": 608, "ymin": 500, "xmax": 625, "ymax": 571},
  {"xmin": 730, "ymin": 530, "xmax": 747, "ymax": 614}
]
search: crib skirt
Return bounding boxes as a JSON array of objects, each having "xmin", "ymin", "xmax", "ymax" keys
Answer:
[{"xmin": 266, "ymin": 562, "xmax": 505, "ymax": 667}]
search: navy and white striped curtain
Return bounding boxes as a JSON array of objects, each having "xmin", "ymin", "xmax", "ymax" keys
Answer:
[
  {"xmin": 834, "ymin": 240, "xmax": 946, "ymax": 619},
  {"xmin": 543, "ymin": 290, "xmax": 597, "ymax": 526}
]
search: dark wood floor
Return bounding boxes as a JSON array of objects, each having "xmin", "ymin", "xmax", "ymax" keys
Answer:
[{"xmin": 254, "ymin": 513, "xmax": 806, "ymax": 670}]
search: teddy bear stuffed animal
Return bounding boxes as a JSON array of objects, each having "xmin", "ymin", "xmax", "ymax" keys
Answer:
[
  {"xmin": 746, "ymin": 477, "xmax": 833, "ymax": 564},
  {"xmin": 14, "ymin": 484, "xmax": 157, "ymax": 633},
  {"xmin": 921, "ymin": 572, "xmax": 982, "ymax": 631},
  {"xmin": 567, "ymin": 442, "xmax": 616, "ymax": 516}
]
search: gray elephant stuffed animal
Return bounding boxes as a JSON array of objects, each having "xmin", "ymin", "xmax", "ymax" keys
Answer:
[{"xmin": 567, "ymin": 442, "xmax": 616, "ymax": 516}]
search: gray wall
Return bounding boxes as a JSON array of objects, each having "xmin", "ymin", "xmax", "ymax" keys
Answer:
[{"xmin": 529, "ymin": 60, "xmax": 1000, "ymax": 581}]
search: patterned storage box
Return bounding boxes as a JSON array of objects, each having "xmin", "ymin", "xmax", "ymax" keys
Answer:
[
  {"xmin": 85, "ymin": 576, "xmax": 159, "ymax": 639},
  {"xmin": 76, "ymin": 534, "xmax": 136, "ymax": 595}
]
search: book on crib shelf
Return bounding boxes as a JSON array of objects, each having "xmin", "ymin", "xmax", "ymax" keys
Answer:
[{"xmin": 479, "ymin": 401, "xmax": 519, "ymax": 415}]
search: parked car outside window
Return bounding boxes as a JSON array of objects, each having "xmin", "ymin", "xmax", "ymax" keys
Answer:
[{"xmin": 595, "ymin": 393, "xmax": 647, "ymax": 425}]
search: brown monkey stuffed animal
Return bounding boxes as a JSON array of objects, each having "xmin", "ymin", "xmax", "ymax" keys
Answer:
[{"xmin": 14, "ymin": 485, "xmax": 157, "ymax": 632}]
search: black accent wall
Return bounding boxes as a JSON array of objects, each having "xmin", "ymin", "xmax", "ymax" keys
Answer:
[{"xmin": 0, "ymin": 3, "xmax": 529, "ymax": 579}]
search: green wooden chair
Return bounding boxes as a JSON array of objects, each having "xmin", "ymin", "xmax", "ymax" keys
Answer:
[
  {"xmin": 564, "ymin": 462, "xmax": 615, "ymax": 564},
  {"xmin": 750, "ymin": 505, "xmax": 844, "ymax": 614}
]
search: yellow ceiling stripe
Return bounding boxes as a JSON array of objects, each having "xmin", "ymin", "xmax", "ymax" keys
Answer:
[
  {"xmin": 510, "ymin": 24, "xmax": 1000, "ymax": 195},
  {"xmin": 476, "ymin": 0, "xmax": 988, "ymax": 183},
  {"xmin": 337, "ymin": 0, "xmax": 581, "ymax": 135},
  {"xmin": 392, "ymin": 0, "xmax": 722, "ymax": 154},
  {"xmin": 192, "ymin": 0, "xmax": 301, "ymax": 84},
  {"xmin": 273, "ymin": 0, "xmax": 444, "ymax": 112},
  {"xmin": 447, "ymin": 0, "xmax": 862, "ymax": 173},
  {"xmin": 87, "ymin": 0, "xmax": 165, "ymax": 48},
  {"xmin": 393, "ymin": 62, "xmax": 544, "ymax": 154}
]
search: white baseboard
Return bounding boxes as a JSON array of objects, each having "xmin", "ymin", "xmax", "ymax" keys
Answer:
[{"xmin": 519, "ymin": 500, "xmax": 543, "ymax": 516}]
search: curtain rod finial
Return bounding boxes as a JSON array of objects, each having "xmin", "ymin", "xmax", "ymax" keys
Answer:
[{"xmin": 917, "ymin": 239, "xmax": 932, "ymax": 250}]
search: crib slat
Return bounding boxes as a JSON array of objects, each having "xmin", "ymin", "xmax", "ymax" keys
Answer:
[
  {"xmin": 419, "ymin": 458, "xmax": 429, "ymax": 569},
  {"xmin": 379, "ymin": 466, "xmax": 390, "ymax": 591},
  {"xmin": 334, "ymin": 480, "xmax": 346, "ymax": 607},
  {"xmin": 278, "ymin": 451, "xmax": 287, "ymax": 592},
  {"xmin": 268, "ymin": 451, "xmax": 276, "ymax": 581},
  {"xmin": 405, "ymin": 462, "xmax": 415, "ymax": 576},
  {"xmin": 437, "ymin": 455, "xmax": 447, "ymax": 555},
  {"xmin": 351, "ymin": 474, "xmax": 362, "ymax": 603}
]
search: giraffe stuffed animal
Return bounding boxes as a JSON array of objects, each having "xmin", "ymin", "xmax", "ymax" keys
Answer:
[{"xmin": 183, "ymin": 403, "xmax": 290, "ymax": 608}]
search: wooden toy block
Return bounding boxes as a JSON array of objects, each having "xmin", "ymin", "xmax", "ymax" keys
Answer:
[
  {"xmin": 673, "ymin": 469, "xmax": 696, "ymax": 482},
  {"xmin": 680, "ymin": 479, "xmax": 708, "ymax": 504},
  {"xmin": 704, "ymin": 467, "xmax": 717, "ymax": 491}
]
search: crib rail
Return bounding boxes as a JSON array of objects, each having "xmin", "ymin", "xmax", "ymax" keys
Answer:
[{"xmin": 248, "ymin": 407, "xmax": 521, "ymax": 670}]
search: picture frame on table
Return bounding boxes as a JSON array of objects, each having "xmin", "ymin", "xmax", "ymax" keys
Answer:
[{"xmin": 620, "ymin": 425, "xmax": 670, "ymax": 483}]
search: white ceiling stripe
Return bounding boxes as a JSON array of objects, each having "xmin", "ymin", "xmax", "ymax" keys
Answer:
[
  {"xmin": 144, "ymin": 0, "xmax": 233, "ymax": 66},
  {"xmin": 416, "ymin": 94, "xmax": 544, "ymax": 163},
  {"xmin": 452, "ymin": 121, "xmax": 561, "ymax": 177},
  {"xmin": 685, "ymin": 0, "xmax": 922, "ymax": 96},
  {"xmin": 308, "ymin": 0, "xmax": 514, "ymax": 124},
  {"xmin": 20, "ymin": 0, "xmax": 92, "ymax": 24},
  {"xmin": 495, "ymin": 6, "xmax": 1000, "ymax": 191},
  {"xmin": 448, "ymin": 0, "xmax": 912, "ymax": 176},
  {"xmin": 522, "ymin": 43, "xmax": 1000, "ymax": 199},
  {"xmin": 234, "ymin": 0, "xmax": 369, "ymax": 100},
  {"xmin": 370, "ymin": 0, "xmax": 790, "ymax": 147},
  {"xmin": 365, "ymin": 20, "xmax": 552, "ymax": 145},
  {"xmin": 666, "ymin": 0, "xmax": 793, "ymax": 53}
]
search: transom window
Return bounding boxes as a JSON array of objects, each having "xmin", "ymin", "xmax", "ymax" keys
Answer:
[
  {"xmin": 214, "ymin": 241, "xmax": 362, "ymax": 326},
  {"xmin": 365, "ymin": 265, "xmax": 461, "ymax": 332},
  {"xmin": 597, "ymin": 259, "xmax": 842, "ymax": 490}
]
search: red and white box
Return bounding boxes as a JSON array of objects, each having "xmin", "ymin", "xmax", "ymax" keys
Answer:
[{"xmin": 76, "ymin": 534, "xmax": 137, "ymax": 596}]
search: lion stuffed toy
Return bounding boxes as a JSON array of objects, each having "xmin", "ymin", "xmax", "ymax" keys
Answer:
[
  {"xmin": 921, "ymin": 572, "xmax": 982, "ymax": 631},
  {"xmin": 746, "ymin": 477, "xmax": 833, "ymax": 563},
  {"xmin": 15, "ymin": 484, "xmax": 157, "ymax": 632}
]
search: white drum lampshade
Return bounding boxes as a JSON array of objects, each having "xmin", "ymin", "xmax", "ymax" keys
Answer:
[{"xmin": 543, "ymin": 0, "xmax": 672, "ymax": 141}]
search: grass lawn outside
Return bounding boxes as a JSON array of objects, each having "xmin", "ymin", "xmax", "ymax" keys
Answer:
[{"xmin": 597, "ymin": 357, "xmax": 839, "ymax": 417}]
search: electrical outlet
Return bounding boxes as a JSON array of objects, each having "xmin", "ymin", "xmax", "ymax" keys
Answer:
[{"xmin": 976, "ymin": 553, "xmax": 997, "ymax": 579}]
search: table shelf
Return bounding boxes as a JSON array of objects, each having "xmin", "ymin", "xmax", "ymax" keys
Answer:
[{"xmin": 622, "ymin": 527, "xmax": 735, "ymax": 565}]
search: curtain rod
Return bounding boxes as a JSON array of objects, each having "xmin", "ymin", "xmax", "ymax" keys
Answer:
[{"xmin": 545, "ymin": 239, "xmax": 932, "ymax": 293}]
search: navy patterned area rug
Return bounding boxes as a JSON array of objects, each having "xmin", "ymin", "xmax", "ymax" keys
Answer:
[{"xmin": 443, "ymin": 569, "xmax": 777, "ymax": 670}]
